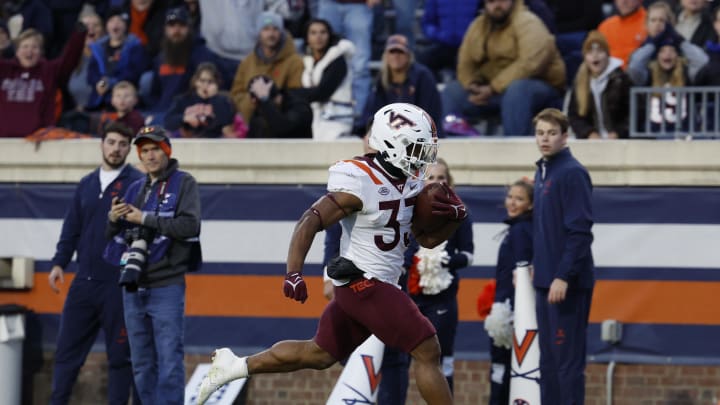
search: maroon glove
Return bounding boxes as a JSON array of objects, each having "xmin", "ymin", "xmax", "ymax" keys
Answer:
[
  {"xmin": 283, "ymin": 272, "xmax": 308, "ymax": 303},
  {"xmin": 431, "ymin": 183, "xmax": 468, "ymax": 221}
]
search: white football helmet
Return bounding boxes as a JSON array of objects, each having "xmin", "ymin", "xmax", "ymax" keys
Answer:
[{"xmin": 369, "ymin": 103, "xmax": 438, "ymax": 179}]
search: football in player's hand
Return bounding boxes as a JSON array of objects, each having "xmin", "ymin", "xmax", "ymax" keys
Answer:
[{"xmin": 413, "ymin": 182, "xmax": 451, "ymax": 234}]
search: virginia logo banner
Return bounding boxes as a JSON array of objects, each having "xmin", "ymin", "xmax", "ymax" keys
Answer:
[
  {"xmin": 326, "ymin": 335, "xmax": 385, "ymax": 405},
  {"xmin": 510, "ymin": 265, "xmax": 541, "ymax": 404}
]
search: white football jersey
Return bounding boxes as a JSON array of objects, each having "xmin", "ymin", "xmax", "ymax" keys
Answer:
[{"xmin": 327, "ymin": 156, "xmax": 423, "ymax": 286}]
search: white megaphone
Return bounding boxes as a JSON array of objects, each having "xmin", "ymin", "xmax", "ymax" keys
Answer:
[
  {"xmin": 509, "ymin": 262, "xmax": 541, "ymax": 405},
  {"xmin": 326, "ymin": 334, "xmax": 385, "ymax": 404}
]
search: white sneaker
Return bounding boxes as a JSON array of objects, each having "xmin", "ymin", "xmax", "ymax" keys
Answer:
[{"xmin": 196, "ymin": 348, "xmax": 244, "ymax": 405}]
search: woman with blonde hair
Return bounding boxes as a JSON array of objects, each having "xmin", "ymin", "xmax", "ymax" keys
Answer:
[
  {"xmin": 568, "ymin": 30, "xmax": 632, "ymax": 139},
  {"xmin": 627, "ymin": 2, "xmax": 709, "ymax": 133},
  {"xmin": 363, "ymin": 34, "xmax": 443, "ymax": 137},
  {"xmin": 485, "ymin": 178, "xmax": 534, "ymax": 405}
]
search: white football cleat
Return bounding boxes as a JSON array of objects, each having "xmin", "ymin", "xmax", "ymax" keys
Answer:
[{"xmin": 196, "ymin": 348, "xmax": 244, "ymax": 405}]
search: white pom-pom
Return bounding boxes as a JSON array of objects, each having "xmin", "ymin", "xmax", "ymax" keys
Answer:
[
  {"xmin": 415, "ymin": 241, "xmax": 453, "ymax": 295},
  {"xmin": 484, "ymin": 299, "xmax": 514, "ymax": 349}
]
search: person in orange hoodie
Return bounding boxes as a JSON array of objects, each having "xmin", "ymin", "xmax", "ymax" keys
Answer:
[{"xmin": 598, "ymin": 0, "xmax": 647, "ymax": 68}]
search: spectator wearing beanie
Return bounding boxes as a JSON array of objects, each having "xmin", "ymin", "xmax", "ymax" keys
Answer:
[
  {"xmin": 568, "ymin": 31, "xmax": 632, "ymax": 139},
  {"xmin": 230, "ymin": 11, "xmax": 303, "ymax": 123}
]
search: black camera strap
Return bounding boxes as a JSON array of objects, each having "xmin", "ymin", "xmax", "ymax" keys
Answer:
[{"xmin": 138, "ymin": 178, "xmax": 168, "ymax": 217}]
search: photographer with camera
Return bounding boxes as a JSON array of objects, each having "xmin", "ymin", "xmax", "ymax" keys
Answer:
[
  {"xmin": 48, "ymin": 122, "xmax": 143, "ymax": 405},
  {"xmin": 104, "ymin": 125, "xmax": 202, "ymax": 404}
]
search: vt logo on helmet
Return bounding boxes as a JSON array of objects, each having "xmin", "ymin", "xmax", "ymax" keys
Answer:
[{"xmin": 369, "ymin": 103, "xmax": 438, "ymax": 179}]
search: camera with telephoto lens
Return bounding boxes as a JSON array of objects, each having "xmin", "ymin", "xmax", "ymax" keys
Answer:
[{"xmin": 118, "ymin": 227, "xmax": 155, "ymax": 292}]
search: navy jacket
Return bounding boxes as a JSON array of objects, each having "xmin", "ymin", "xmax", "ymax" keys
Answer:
[
  {"xmin": 364, "ymin": 62, "xmax": 444, "ymax": 137},
  {"xmin": 87, "ymin": 34, "xmax": 148, "ymax": 109},
  {"xmin": 164, "ymin": 92, "xmax": 236, "ymax": 138},
  {"xmin": 533, "ymin": 147, "xmax": 594, "ymax": 289},
  {"xmin": 149, "ymin": 37, "xmax": 218, "ymax": 113},
  {"xmin": 51, "ymin": 164, "xmax": 143, "ymax": 281},
  {"xmin": 495, "ymin": 212, "xmax": 533, "ymax": 306}
]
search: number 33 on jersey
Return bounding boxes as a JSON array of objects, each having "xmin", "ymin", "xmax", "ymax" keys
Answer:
[{"xmin": 327, "ymin": 156, "xmax": 423, "ymax": 286}]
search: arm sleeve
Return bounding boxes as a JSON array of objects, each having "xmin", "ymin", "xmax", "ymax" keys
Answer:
[
  {"xmin": 509, "ymin": 222, "xmax": 533, "ymax": 265},
  {"xmin": 626, "ymin": 43, "xmax": 654, "ymax": 85},
  {"xmin": 404, "ymin": 237, "xmax": 420, "ymax": 269},
  {"xmin": 456, "ymin": 19, "xmax": 481, "ymax": 87},
  {"xmin": 446, "ymin": 217, "xmax": 474, "ymax": 270},
  {"xmin": 51, "ymin": 185, "xmax": 83, "ymax": 268},
  {"xmin": 305, "ymin": 57, "xmax": 347, "ymax": 102},
  {"xmin": 164, "ymin": 96, "xmax": 186, "ymax": 131},
  {"xmin": 86, "ymin": 50, "xmax": 101, "ymax": 86},
  {"xmin": 327, "ymin": 161, "xmax": 365, "ymax": 205},
  {"xmin": 681, "ymin": 41, "xmax": 710, "ymax": 83},
  {"xmin": 231, "ymin": 61, "xmax": 250, "ymax": 119},
  {"xmin": 105, "ymin": 216, "xmax": 123, "ymax": 240},
  {"xmin": 143, "ymin": 175, "xmax": 202, "ymax": 239},
  {"xmin": 257, "ymin": 95, "xmax": 313, "ymax": 138},
  {"xmin": 214, "ymin": 96, "xmax": 237, "ymax": 128},
  {"xmin": 54, "ymin": 30, "xmax": 86, "ymax": 85},
  {"xmin": 555, "ymin": 169, "xmax": 594, "ymax": 281}
]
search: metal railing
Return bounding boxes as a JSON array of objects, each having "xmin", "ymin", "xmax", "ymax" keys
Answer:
[{"xmin": 630, "ymin": 86, "xmax": 720, "ymax": 139}]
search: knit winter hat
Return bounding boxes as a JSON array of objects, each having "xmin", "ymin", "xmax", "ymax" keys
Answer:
[
  {"xmin": 134, "ymin": 126, "xmax": 172, "ymax": 158},
  {"xmin": 257, "ymin": 11, "xmax": 283, "ymax": 33},
  {"xmin": 582, "ymin": 30, "xmax": 609, "ymax": 55}
]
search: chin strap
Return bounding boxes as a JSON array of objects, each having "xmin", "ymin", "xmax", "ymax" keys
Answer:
[{"xmin": 375, "ymin": 152, "xmax": 406, "ymax": 179}]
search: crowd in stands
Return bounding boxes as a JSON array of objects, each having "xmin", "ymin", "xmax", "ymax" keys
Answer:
[{"xmin": 1, "ymin": 0, "xmax": 719, "ymax": 140}]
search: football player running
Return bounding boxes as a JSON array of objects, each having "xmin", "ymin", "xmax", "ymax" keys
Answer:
[{"xmin": 197, "ymin": 103, "xmax": 467, "ymax": 405}]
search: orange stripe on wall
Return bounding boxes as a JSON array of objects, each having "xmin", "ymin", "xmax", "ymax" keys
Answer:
[
  {"xmin": 2, "ymin": 275, "xmax": 720, "ymax": 325},
  {"xmin": 588, "ymin": 280, "xmax": 720, "ymax": 325},
  {"xmin": 0, "ymin": 273, "xmax": 70, "ymax": 313}
]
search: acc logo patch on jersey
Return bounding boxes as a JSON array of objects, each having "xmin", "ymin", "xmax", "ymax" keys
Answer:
[{"xmin": 378, "ymin": 186, "xmax": 390, "ymax": 196}]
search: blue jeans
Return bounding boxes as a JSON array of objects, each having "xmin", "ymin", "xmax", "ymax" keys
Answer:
[
  {"xmin": 123, "ymin": 284, "xmax": 186, "ymax": 405},
  {"xmin": 319, "ymin": 0, "xmax": 373, "ymax": 118},
  {"xmin": 392, "ymin": 0, "xmax": 418, "ymax": 49},
  {"xmin": 442, "ymin": 78, "xmax": 562, "ymax": 136}
]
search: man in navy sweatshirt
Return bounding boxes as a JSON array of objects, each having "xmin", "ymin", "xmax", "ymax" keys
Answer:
[
  {"xmin": 531, "ymin": 108, "xmax": 594, "ymax": 405},
  {"xmin": 48, "ymin": 122, "xmax": 143, "ymax": 404}
]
